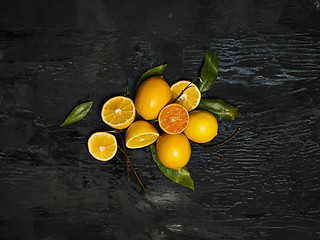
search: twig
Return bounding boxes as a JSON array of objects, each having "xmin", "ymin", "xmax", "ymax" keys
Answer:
[
  {"xmin": 195, "ymin": 127, "xmax": 240, "ymax": 163},
  {"xmin": 107, "ymin": 129, "xmax": 126, "ymax": 134},
  {"xmin": 196, "ymin": 143, "xmax": 229, "ymax": 163},
  {"xmin": 123, "ymin": 87, "xmax": 132, "ymax": 98},
  {"xmin": 117, "ymin": 146, "xmax": 131, "ymax": 181},
  {"xmin": 149, "ymin": 119, "xmax": 158, "ymax": 124},
  {"xmin": 118, "ymin": 133, "xmax": 147, "ymax": 192},
  {"xmin": 208, "ymin": 127, "xmax": 240, "ymax": 149},
  {"xmin": 171, "ymin": 77, "xmax": 200, "ymax": 103}
]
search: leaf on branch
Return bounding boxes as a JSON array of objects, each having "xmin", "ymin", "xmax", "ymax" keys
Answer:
[
  {"xmin": 197, "ymin": 98, "xmax": 241, "ymax": 120},
  {"xmin": 60, "ymin": 101, "xmax": 93, "ymax": 126},
  {"xmin": 199, "ymin": 50, "xmax": 218, "ymax": 93},
  {"xmin": 150, "ymin": 144, "xmax": 194, "ymax": 191}
]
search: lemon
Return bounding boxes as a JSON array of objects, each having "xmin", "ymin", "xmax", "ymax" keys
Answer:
[
  {"xmin": 135, "ymin": 76, "xmax": 171, "ymax": 120},
  {"xmin": 184, "ymin": 110, "xmax": 218, "ymax": 143},
  {"xmin": 171, "ymin": 80, "xmax": 201, "ymax": 111},
  {"xmin": 158, "ymin": 103, "xmax": 189, "ymax": 134},
  {"xmin": 88, "ymin": 132, "xmax": 117, "ymax": 161},
  {"xmin": 125, "ymin": 120, "xmax": 159, "ymax": 149},
  {"xmin": 156, "ymin": 133, "xmax": 191, "ymax": 170},
  {"xmin": 101, "ymin": 96, "xmax": 135, "ymax": 129}
]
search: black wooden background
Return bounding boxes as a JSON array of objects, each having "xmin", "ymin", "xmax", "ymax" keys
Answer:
[{"xmin": 1, "ymin": 1, "xmax": 320, "ymax": 239}]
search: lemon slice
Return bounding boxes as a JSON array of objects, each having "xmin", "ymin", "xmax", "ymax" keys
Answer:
[
  {"xmin": 101, "ymin": 96, "xmax": 135, "ymax": 129},
  {"xmin": 171, "ymin": 80, "xmax": 201, "ymax": 111},
  {"xmin": 88, "ymin": 132, "xmax": 117, "ymax": 161},
  {"xmin": 125, "ymin": 120, "xmax": 159, "ymax": 149}
]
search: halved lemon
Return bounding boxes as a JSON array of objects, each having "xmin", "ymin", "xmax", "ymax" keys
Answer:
[
  {"xmin": 171, "ymin": 80, "xmax": 201, "ymax": 111},
  {"xmin": 101, "ymin": 96, "xmax": 135, "ymax": 129},
  {"xmin": 88, "ymin": 132, "xmax": 117, "ymax": 161},
  {"xmin": 158, "ymin": 103, "xmax": 189, "ymax": 134},
  {"xmin": 125, "ymin": 120, "xmax": 159, "ymax": 149}
]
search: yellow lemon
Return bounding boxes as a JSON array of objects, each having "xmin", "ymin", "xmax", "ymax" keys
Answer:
[
  {"xmin": 184, "ymin": 110, "xmax": 218, "ymax": 143},
  {"xmin": 88, "ymin": 132, "xmax": 117, "ymax": 161},
  {"xmin": 156, "ymin": 133, "xmax": 191, "ymax": 170},
  {"xmin": 171, "ymin": 80, "xmax": 201, "ymax": 111},
  {"xmin": 125, "ymin": 120, "xmax": 159, "ymax": 149},
  {"xmin": 135, "ymin": 76, "xmax": 171, "ymax": 120},
  {"xmin": 101, "ymin": 96, "xmax": 135, "ymax": 129}
]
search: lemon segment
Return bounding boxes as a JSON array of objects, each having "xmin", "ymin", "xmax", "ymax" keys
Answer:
[{"xmin": 125, "ymin": 120, "xmax": 159, "ymax": 149}]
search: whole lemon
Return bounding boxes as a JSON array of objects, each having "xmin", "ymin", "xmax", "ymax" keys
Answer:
[
  {"xmin": 135, "ymin": 76, "xmax": 171, "ymax": 120},
  {"xmin": 184, "ymin": 110, "xmax": 218, "ymax": 143},
  {"xmin": 156, "ymin": 133, "xmax": 191, "ymax": 170}
]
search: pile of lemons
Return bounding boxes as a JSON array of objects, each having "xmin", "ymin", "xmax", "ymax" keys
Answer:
[{"xmin": 88, "ymin": 76, "xmax": 218, "ymax": 170}]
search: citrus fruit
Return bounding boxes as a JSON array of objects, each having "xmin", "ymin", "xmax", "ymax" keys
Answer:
[
  {"xmin": 171, "ymin": 80, "xmax": 201, "ymax": 111},
  {"xmin": 135, "ymin": 76, "xmax": 171, "ymax": 120},
  {"xmin": 88, "ymin": 132, "xmax": 117, "ymax": 161},
  {"xmin": 156, "ymin": 133, "xmax": 191, "ymax": 170},
  {"xmin": 158, "ymin": 103, "xmax": 189, "ymax": 134},
  {"xmin": 125, "ymin": 120, "xmax": 159, "ymax": 149},
  {"xmin": 184, "ymin": 110, "xmax": 218, "ymax": 143},
  {"xmin": 101, "ymin": 96, "xmax": 135, "ymax": 129}
]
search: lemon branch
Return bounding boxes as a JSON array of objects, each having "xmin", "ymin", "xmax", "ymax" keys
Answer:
[
  {"xmin": 196, "ymin": 143, "xmax": 229, "ymax": 163},
  {"xmin": 208, "ymin": 127, "xmax": 240, "ymax": 149},
  {"xmin": 196, "ymin": 127, "xmax": 240, "ymax": 163},
  {"xmin": 118, "ymin": 132, "xmax": 147, "ymax": 192},
  {"xmin": 149, "ymin": 119, "xmax": 158, "ymax": 124},
  {"xmin": 117, "ymin": 146, "xmax": 131, "ymax": 181},
  {"xmin": 107, "ymin": 129, "xmax": 126, "ymax": 134}
]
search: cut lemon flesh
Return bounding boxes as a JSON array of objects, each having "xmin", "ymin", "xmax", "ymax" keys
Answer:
[
  {"xmin": 158, "ymin": 103, "xmax": 189, "ymax": 134},
  {"xmin": 126, "ymin": 120, "xmax": 159, "ymax": 149},
  {"xmin": 88, "ymin": 132, "xmax": 117, "ymax": 161},
  {"xmin": 171, "ymin": 80, "xmax": 201, "ymax": 111},
  {"xmin": 101, "ymin": 96, "xmax": 135, "ymax": 129}
]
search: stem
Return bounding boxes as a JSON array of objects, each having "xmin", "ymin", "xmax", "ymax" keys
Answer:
[
  {"xmin": 196, "ymin": 143, "xmax": 229, "ymax": 163},
  {"xmin": 118, "ymin": 146, "xmax": 131, "ymax": 181},
  {"xmin": 127, "ymin": 159, "xmax": 147, "ymax": 192},
  {"xmin": 107, "ymin": 129, "xmax": 126, "ymax": 134},
  {"xmin": 195, "ymin": 127, "xmax": 240, "ymax": 163},
  {"xmin": 208, "ymin": 127, "xmax": 240, "ymax": 149},
  {"xmin": 123, "ymin": 87, "xmax": 132, "ymax": 98},
  {"xmin": 149, "ymin": 119, "xmax": 158, "ymax": 124},
  {"xmin": 171, "ymin": 77, "xmax": 200, "ymax": 103},
  {"xmin": 118, "ymin": 133, "xmax": 147, "ymax": 192}
]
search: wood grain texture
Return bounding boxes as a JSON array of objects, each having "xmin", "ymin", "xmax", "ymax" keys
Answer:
[{"xmin": 1, "ymin": 0, "xmax": 320, "ymax": 239}]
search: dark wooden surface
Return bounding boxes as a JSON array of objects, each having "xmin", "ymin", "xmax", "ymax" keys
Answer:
[{"xmin": 1, "ymin": 1, "xmax": 320, "ymax": 239}]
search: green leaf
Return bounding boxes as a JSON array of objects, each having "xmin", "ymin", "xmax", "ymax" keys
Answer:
[
  {"xmin": 199, "ymin": 50, "xmax": 218, "ymax": 93},
  {"xmin": 135, "ymin": 64, "xmax": 167, "ymax": 92},
  {"xmin": 197, "ymin": 99, "xmax": 241, "ymax": 120},
  {"xmin": 150, "ymin": 144, "xmax": 194, "ymax": 191},
  {"xmin": 60, "ymin": 101, "xmax": 93, "ymax": 126}
]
